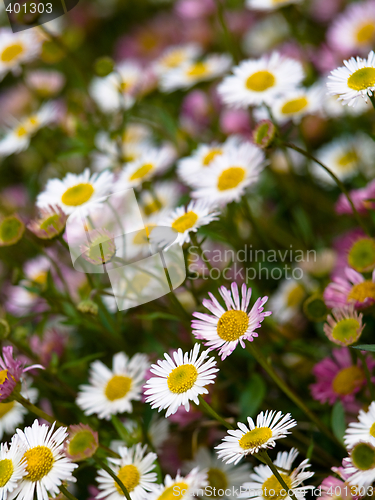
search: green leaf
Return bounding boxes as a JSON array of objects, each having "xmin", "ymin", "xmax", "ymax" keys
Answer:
[
  {"xmin": 136, "ymin": 312, "xmax": 180, "ymax": 321},
  {"xmin": 60, "ymin": 352, "xmax": 106, "ymax": 372},
  {"xmin": 331, "ymin": 401, "xmax": 346, "ymax": 443},
  {"xmin": 239, "ymin": 373, "xmax": 266, "ymax": 419},
  {"xmin": 111, "ymin": 415, "xmax": 131, "ymax": 441},
  {"xmin": 352, "ymin": 344, "xmax": 375, "ymax": 352}
]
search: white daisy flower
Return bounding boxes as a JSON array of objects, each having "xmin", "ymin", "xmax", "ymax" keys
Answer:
[
  {"xmin": 192, "ymin": 282, "xmax": 271, "ymax": 361},
  {"xmin": 117, "ymin": 144, "xmax": 176, "ymax": 189},
  {"xmin": 14, "ymin": 419, "xmax": 78, "ymax": 500},
  {"xmin": 183, "ymin": 447, "xmax": 251, "ymax": 500},
  {"xmin": 246, "ymin": 0, "xmax": 302, "ymax": 11},
  {"xmin": 268, "ymin": 278, "xmax": 307, "ymax": 325},
  {"xmin": 344, "ymin": 401, "xmax": 375, "ymax": 449},
  {"xmin": 271, "ymin": 85, "xmax": 323, "ymax": 124},
  {"xmin": 327, "ymin": 50, "xmax": 375, "ymax": 106},
  {"xmin": 139, "ymin": 180, "xmax": 181, "ymax": 217},
  {"xmin": 218, "ymin": 52, "xmax": 304, "ymax": 108},
  {"xmin": 239, "ymin": 448, "xmax": 314, "ymax": 500},
  {"xmin": 76, "ymin": 352, "xmax": 149, "ymax": 420},
  {"xmin": 156, "ymin": 200, "xmax": 220, "ymax": 247},
  {"xmin": 148, "ymin": 468, "xmax": 208, "ymax": 500},
  {"xmin": 341, "ymin": 444, "xmax": 375, "ymax": 487},
  {"xmin": 216, "ymin": 410, "xmax": 297, "ymax": 465},
  {"xmin": 160, "ymin": 54, "xmax": 232, "ymax": 92},
  {"xmin": 153, "ymin": 43, "xmax": 202, "ymax": 76},
  {"xmin": 143, "ymin": 343, "xmax": 219, "ymax": 417},
  {"xmin": 322, "ymin": 89, "xmax": 371, "ymax": 118},
  {"xmin": 25, "ymin": 70, "xmax": 66, "ymax": 97},
  {"xmin": 0, "ymin": 28, "xmax": 41, "ymax": 80},
  {"xmin": 0, "ymin": 102, "xmax": 57, "ymax": 157},
  {"xmin": 96, "ymin": 444, "xmax": 158, "ymax": 500},
  {"xmin": 327, "ymin": 1, "xmax": 375, "ymax": 57},
  {"xmin": 0, "ymin": 385, "xmax": 38, "ymax": 441},
  {"xmin": 0, "ymin": 436, "xmax": 27, "ymax": 500},
  {"xmin": 243, "ymin": 14, "xmax": 289, "ymax": 57},
  {"xmin": 36, "ymin": 168, "xmax": 114, "ymax": 220},
  {"xmin": 191, "ymin": 140, "xmax": 266, "ymax": 206}
]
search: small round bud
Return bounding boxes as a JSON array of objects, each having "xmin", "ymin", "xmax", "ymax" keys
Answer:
[
  {"xmin": 94, "ymin": 57, "xmax": 115, "ymax": 77},
  {"xmin": 0, "ymin": 320, "xmax": 10, "ymax": 340},
  {"xmin": 65, "ymin": 424, "xmax": 99, "ymax": 461},
  {"xmin": 77, "ymin": 300, "xmax": 98, "ymax": 316},
  {"xmin": 253, "ymin": 120, "xmax": 276, "ymax": 149},
  {"xmin": 303, "ymin": 294, "xmax": 328, "ymax": 322},
  {"xmin": 0, "ymin": 214, "xmax": 25, "ymax": 246}
]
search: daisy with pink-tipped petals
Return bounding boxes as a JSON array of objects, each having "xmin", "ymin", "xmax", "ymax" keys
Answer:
[{"xmin": 323, "ymin": 267, "xmax": 375, "ymax": 309}]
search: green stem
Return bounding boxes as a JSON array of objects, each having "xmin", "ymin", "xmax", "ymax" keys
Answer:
[
  {"xmin": 93, "ymin": 456, "xmax": 131, "ymax": 500},
  {"xmin": 198, "ymin": 395, "xmax": 234, "ymax": 430},
  {"xmin": 214, "ymin": 0, "xmax": 239, "ymax": 63},
  {"xmin": 357, "ymin": 351, "xmax": 375, "ymax": 400},
  {"xmin": 370, "ymin": 94, "xmax": 375, "ymax": 110},
  {"xmin": 16, "ymin": 395, "xmax": 64, "ymax": 427},
  {"xmin": 257, "ymin": 450, "xmax": 298, "ymax": 500},
  {"xmin": 283, "ymin": 142, "xmax": 370, "ymax": 236},
  {"xmin": 59, "ymin": 485, "xmax": 79, "ymax": 500},
  {"xmin": 241, "ymin": 197, "xmax": 273, "ymax": 249},
  {"xmin": 246, "ymin": 342, "xmax": 344, "ymax": 448}
]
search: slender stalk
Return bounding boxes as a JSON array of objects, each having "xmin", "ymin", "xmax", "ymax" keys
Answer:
[
  {"xmin": 198, "ymin": 395, "xmax": 234, "ymax": 430},
  {"xmin": 370, "ymin": 95, "xmax": 375, "ymax": 110},
  {"xmin": 59, "ymin": 485, "xmax": 79, "ymax": 500},
  {"xmin": 214, "ymin": 0, "xmax": 239, "ymax": 63},
  {"xmin": 93, "ymin": 456, "xmax": 131, "ymax": 500},
  {"xmin": 357, "ymin": 351, "xmax": 375, "ymax": 400},
  {"xmin": 241, "ymin": 197, "xmax": 273, "ymax": 248},
  {"xmin": 16, "ymin": 395, "xmax": 64, "ymax": 427},
  {"xmin": 257, "ymin": 450, "xmax": 298, "ymax": 500},
  {"xmin": 246, "ymin": 342, "xmax": 344, "ymax": 448},
  {"xmin": 282, "ymin": 142, "xmax": 370, "ymax": 236}
]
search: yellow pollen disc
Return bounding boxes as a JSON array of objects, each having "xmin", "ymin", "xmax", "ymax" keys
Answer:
[
  {"xmin": 281, "ymin": 97, "xmax": 308, "ymax": 115},
  {"xmin": 332, "ymin": 365, "xmax": 364, "ymax": 395},
  {"xmin": 23, "ymin": 446, "xmax": 54, "ymax": 482},
  {"xmin": 356, "ymin": 22, "xmax": 375, "ymax": 44},
  {"xmin": 217, "ymin": 310, "xmax": 249, "ymax": 341},
  {"xmin": 32, "ymin": 272, "xmax": 48, "ymax": 286},
  {"xmin": 217, "ymin": 167, "xmax": 246, "ymax": 191},
  {"xmin": 133, "ymin": 225, "xmax": 156, "ymax": 245},
  {"xmin": 116, "ymin": 464, "xmax": 140, "ymax": 494},
  {"xmin": 105, "ymin": 375, "xmax": 132, "ymax": 401},
  {"xmin": 207, "ymin": 468, "xmax": 228, "ymax": 491},
  {"xmin": 16, "ymin": 125, "xmax": 28, "ymax": 138},
  {"xmin": 130, "ymin": 163, "xmax": 154, "ymax": 181},
  {"xmin": 286, "ymin": 284, "xmax": 305, "ymax": 308},
  {"xmin": 331, "ymin": 318, "xmax": 360, "ymax": 344},
  {"xmin": 337, "ymin": 150, "xmax": 358, "ymax": 169},
  {"xmin": 119, "ymin": 80, "xmax": 130, "ymax": 92},
  {"xmin": 1, "ymin": 43, "xmax": 24, "ymax": 63},
  {"xmin": 171, "ymin": 211, "xmax": 198, "ymax": 233},
  {"xmin": 61, "ymin": 183, "xmax": 94, "ymax": 207},
  {"xmin": 0, "ymin": 459, "xmax": 13, "ymax": 487},
  {"xmin": 162, "ymin": 51, "xmax": 185, "ymax": 68},
  {"xmin": 158, "ymin": 482, "xmax": 189, "ymax": 500},
  {"xmin": 348, "ymin": 237, "xmax": 375, "ymax": 272},
  {"xmin": 348, "ymin": 280, "xmax": 375, "ymax": 303},
  {"xmin": 0, "ymin": 401, "xmax": 15, "ymax": 418},
  {"xmin": 167, "ymin": 364, "xmax": 198, "ymax": 394},
  {"xmin": 187, "ymin": 62, "xmax": 208, "ymax": 78},
  {"xmin": 370, "ymin": 423, "xmax": 375, "ymax": 438},
  {"xmin": 347, "ymin": 67, "xmax": 375, "ymax": 91},
  {"xmin": 28, "ymin": 116, "xmax": 39, "ymax": 128},
  {"xmin": 143, "ymin": 200, "xmax": 162, "ymax": 216},
  {"xmin": 262, "ymin": 473, "xmax": 293, "ymax": 499},
  {"xmin": 239, "ymin": 427, "xmax": 273, "ymax": 450},
  {"xmin": 203, "ymin": 149, "xmax": 222, "ymax": 166},
  {"xmin": 0, "ymin": 370, "xmax": 9, "ymax": 385},
  {"xmin": 246, "ymin": 71, "xmax": 275, "ymax": 92}
]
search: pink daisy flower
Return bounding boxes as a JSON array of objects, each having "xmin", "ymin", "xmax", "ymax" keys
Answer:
[
  {"xmin": 336, "ymin": 180, "xmax": 375, "ymax": 216},
  {"xmin": 191, "ymin": 282, "xmax": 271, "ymax": 360},
  {"xmin": 323, "ymin": 267, "xmax": 375, "ymax": 309},
  {"xmin": 310, "ymin": 347, "xmax": 374, "ymax": 408},
  {"xmin": 320, "ymin": 473, "xmax": 359, "ymax": 500}
]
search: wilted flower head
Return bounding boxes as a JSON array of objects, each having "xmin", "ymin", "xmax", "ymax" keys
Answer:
[
  {"xmin": 64, "ymin": 424, "xmax": 98, "ymax": 461},
  {"xmin": 27, "ymin": 205, "xmax": 67, "ymax": 240},
  {"xmin": 324, "ymin": 305, "xmax": 365, "ymax": 346}
]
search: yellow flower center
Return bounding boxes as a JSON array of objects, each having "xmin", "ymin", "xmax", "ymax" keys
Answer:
[
  {"xmin": 0, "ymin": 370, "xmax": 9, "ymax": 386},
  {"xmin": 1, "ymin": 43, "xmax": 24, "ymax": 63},
  {"xmin": 130, "ymin": 163, "xmax": 154, "ymax": 181},
  {"xmin": 143, "ymin": 200, "xmax": 162, "ymax": 216},
  {"xmin": 337, "ymin": 150, "xmax": 358, "ymax": 169},
  {"xmin": 217, "ymin": 310, "xmax": 249, "ymax": 341},
  {"xmin": 132, "ymin": 225, "xmax": 156, "ymax": 245},
  {"xmin": 246, "ymin": 71, "xmax": 275, "ymax": 92},
  {"xmin": 105, "ymin": 375, "xmax": 132, "ymax": 401},
  {"xmin": 286, "ymin": 284, "xmax": 305, "ymax": 308},
  {"xmin": 39, "ymin": 213, "xmax": 61, "ymax": 232},
  {"xmin": 281, "ymin": 97, "xmax": 308, "ymax": 115},
  {"xmin": 331, "ymin": 318, "xmax": 361, "ymax": 344},
  {"xmin": 32, "ymin": 271, "xmax": 48, "ymax": 286},
  {"xmin": 116, "ymin": 464, "xmax": 140, "ymax": 494},
  {"xmin": 239, "ymin": 427, "xmax": 273, "ymax": 450},
  {"xmin": 158, "ymin": 482, "xmax": 189, "ymax": 500},
  {"xmin": 348, "ymin": 238, "xmax": 375, "ymax": 272},
  {"xmin": 348, "ymin": 280, "xmax": 375, "ymax": 303},
  {"xmin": 203, "ymin": 149, "xmax": 223, "ymax": 166},
  {"xmin": 351, "ymin": 442, "xmax": 375, "ymax": 471},
  {"xmin": 207, "ymin": 468, "xmax": 228, "ymax": 491},
  {"xmin": 370, "ymin": 423, "xmax": 375, "ymax": 438},
  {"xmin": 61, "ymin": 183, "xmax": 94, "ymax": 207},
  {"xmin": 217, "ymin": 167, "xmax": 246, "ymax": 191},
  {"xmin": 347, "ymin": 67, "xmax": 375, "ymax": 91},
  {"xmin": 167, "ymin": 364, "xmax": 198, "ymax": 394},
  {"xmin": 356, "ymin": 22, "xmax": 375, "ymax": 44},
  {"xmin": 68, "ymin": 430, "xmax": 96, "ymax": 457},
  {"xmin": 0, "ymin": 459, "xmax": 13, "ymax": 487},
  {"xmin": 0, "ymin": 401, "xmax": 15, "ymax": 418},
  {"xmin": 187, "ymin": 62, "xmax": 209, "ymax": 78},
  {"xmin": 263, "ymin": 474, "xmax": 293, "ymax": 500},
  {"xmin": 332, "ymin": 365, "xmax": 364, "ymax": 395},
  {"xmin": 162, "ymin": 50, "xmax": 186, "ymax": 68},
  {"xmin": 15, "ymin": 125, "xmax": 28, "ymax": 138},
  {"xmin": 171, "ymin": 211, "xmax": 198, "ymax": 233},
  {"xmin": 23, "ymin": 446, "xmax": 54, "ymax": 482}
]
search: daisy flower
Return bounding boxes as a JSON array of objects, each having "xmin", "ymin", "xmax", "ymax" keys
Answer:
[
  {"xmin": 340, "ymin": 448, "xmax": 375, "ymax": 487},
  {"xmin": 268, "ymin": 278, "xmax": 307, "ymax": 325},
  {"xmin": 0, "ymin": 384, "xmax": 38, "ymax": 440},
  {"xmin": 148, "ymin": 468, "xmax": 208, "ymax": 500},
  {"xmin": 239, "ymin": 448, "xmax": 314, "ymax": 500},
  {"xmin": 327, "ymin": 1, "xmax": 375, "ymax": 57},
  {"xmin": 0, "ymin": 28, "xmax": 41, "ymax": 80},
  {"xmin": 216, "ymin": 411, "xmax": 296, "ymax": 465},
  {"xmin": 183, "ymin": 446, "xmax": 251, "ymax": 499},
  {"xmin": 159, "ymin": 54, "xmax": 232, "ymax": 92},
  {"xmin": 139, "ymin": 180, "xmax": 181, "ymax": 217},
  {"xmin": 143, "ymin": 343, "xmax": 218, "ymax": 417},
  {"xmin": 324, "ymin": 305, "xmax": 365, "ymax": 346},
  {"xmin": 217, "ymin": 52, "xmax": 304, "ymax": 108},
  {"xmin": 246, "ymin": 0, "xmax": 302, "ymax": 11},
  {"xmin": 319, "ymin": 474, "xmax": 357, "ymax": 500},
  {"xmin": 192, "ymin": 282, "xmax": 271, "ymax": 360},
  {"xmin": 0, "ymin": 437, "xmax": 27, "ymax": 500},
  {"xmin": 344, "ymin": 401, "xmax": 375, "ymax": 449},
  {"xmin": 327, "ymin": 50, "xmax": 375, "ymax": 106},
  {"xmin": 270, "ymin": 85, "xmax": 323, "ymax": 124},
  {"xmin": 14, "ymin": 420, "xmax": 78, "ymax": 500},
  {"xmin": 336, "ymin": 180, "xmax": 375, "ymax": 215},
  {"xmin": 310, "ymin": 347, "xmax": 373, "ymax": 408},
  {"xmin": 96, "ymin": 444, "xmax": 158, "ymax": 500},
  {"xmin": 323, "ymin": 267, "xmax": 375, "ymax": 309},
  {"xmin": 191, "ymin": 141, "xmax": 266, "ymax": 206},
  {"xmin": 26, "ymin": 70, "xmax": 66, "ymax": 97},
  {"xmin": 156, "ymin": 200, "xmax": 220, "ymax": 247},
  {"xmin": 152, "ymin": 43, "xmax": 202, "ymax": 76},
  {"xmin": 76, "ymin": 352, "xmax": 149, "ymax": 420},
  {"xmin": 27, "ymin": 205, "xmax": 67, "ymax": 240},
  {"xmin": 37, "ymin": 168, "xmax": 114, "ymax": 220}
]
